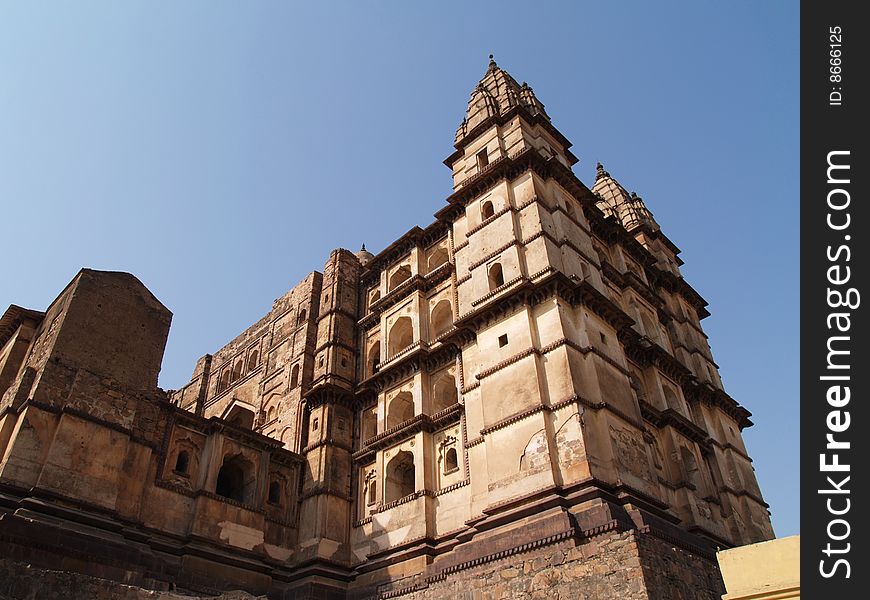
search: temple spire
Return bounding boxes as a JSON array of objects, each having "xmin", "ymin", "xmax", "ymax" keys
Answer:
[
  {"xmin": 454, "ymin": 57, "xmax": 550, "ymax": 147},
  {"xmin": 591, "ymin": 163, "xmax": 658, "ymax": 232}
]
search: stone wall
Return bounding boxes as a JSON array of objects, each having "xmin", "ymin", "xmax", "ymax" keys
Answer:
[
  {"xmin": 0, "ymin": 559, "xmax": 264, "ymax": 600},
  {"xmin": 364, "ymin": 529, "xmax": 723, "ymax": 600}
]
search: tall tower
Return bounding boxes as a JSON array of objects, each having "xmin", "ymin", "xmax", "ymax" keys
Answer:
[{"xmin": 348, "ymin": 57, "xmax": 773, "ymax": 599}]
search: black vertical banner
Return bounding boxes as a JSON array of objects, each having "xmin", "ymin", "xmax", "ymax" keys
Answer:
[{"xmin": 802, "ymin": 1, "xmax": 868, "ymax": 596}]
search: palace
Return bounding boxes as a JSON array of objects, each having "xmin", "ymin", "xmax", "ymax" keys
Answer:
[{"xmin": 0, "ymin": 58, "xmax": 773, "ymax": 599}]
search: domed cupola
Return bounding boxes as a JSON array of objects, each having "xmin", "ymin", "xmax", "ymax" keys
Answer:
[
  {"xmin": 591, "ymin": 162, "xmax": 659, "ymax": 232},
  {"xmin": 355, "ymin": 244, "xmax": 375, "ymax": 267}
]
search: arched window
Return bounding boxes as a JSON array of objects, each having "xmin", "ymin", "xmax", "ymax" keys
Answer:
[
  {"xmin": 215, "ymin": 455, "xmax": 255, "ymax": 504},
  {"xmin": 389, "ymin": 265, "xmax": 412, "ymax": 291},
  {"xmin": 368, "ymin": 477, "xmax": 377, "ymax": 504},
  {"xmin": 268, "ymin": 480, "xmax": 281, "ymax": 505},
  {"xmin": 361, "ymin": 408, "xmax": 377, "ymax": 443},
  {"xmin": 630, "ymin": 369, "xmax": 647, "ymax": 402},
  {"xmin": 369, "ymin": 289, "xmax": 381, "ymax": 307},
  {"xmin": 641, "ymin": 312, "xmax": 659, "ymax": 341},
  {"xmin": 481, "ymin": 200, "xmax": 494, "ymax": 220},
  {"xmin": 444, "ymin": 447, "xmax": 458, "ymax": 473},
  {"xmin": 231, "ymin": 359, "xmax": 243, "ymax": 382},
  {"xmin": 219, "ymin": 370, "xmax": 231, "ymax": 393},
  {"xmin": 296, "ymin": 309, "xmax": 307, "ymax": 327},
  {"xmin": 384, "ymin": 451, "xmax": 415, "ymax": 503},
  {"xmin": 290, "ymin": 364, "xmax": 300, "ymax": 388},
  {"xmin": 266, "ymin": 406, "xmax": 276, "ymax": 423},
  {"xmin": 432, "ymin": 373, "xmax": 458, "ymax": 413},
  {"xmin": 476, "ymin": 148, "xmax": 489, "ymax": 171},
  {"xmin": 386, "ymin": 391, "xmax": 414, "ymax": 429},
  {"xmin": 681, "ymin": 446, "xmax": 701, "ymax": 489},
  {"xmin": 174, "ymin": 450, "xmax": 190, "ymax": 474},
  {"xmin": 388, "ymin": 317, "xmax": 413, "ymax": 357},
  {"xmin": 428, "ymin": 246, "xmax": 449, "ymax": 272},
  {"xmin": 488, "ymin": 262, "xmax": 505, "ymax": 291},
  {"xmin": 430, "ymin": 300, "xmax": 453, "ymax": 339},
  {"xmin": 663, "ymin": 386, "xmax": 682, "ymax": 413},
  {"xmin": 247, "ymin": 349, "xmax": 259, "ymax": 371},
  {"xmin": 368, "ymin": 340, "xmax": 381, "ymax": 376}
]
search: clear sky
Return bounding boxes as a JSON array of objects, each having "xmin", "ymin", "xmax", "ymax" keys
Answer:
[{"xmin": 0, "ymin": 2, "xmax": 799, "ymax": 537}]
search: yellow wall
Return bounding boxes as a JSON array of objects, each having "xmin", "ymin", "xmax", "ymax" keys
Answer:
[{"xmin": 717, "ymin": 535, "xmax": 800, "ymax": 599}]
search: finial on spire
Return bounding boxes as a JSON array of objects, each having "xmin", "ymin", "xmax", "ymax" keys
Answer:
[
  {"xmin": 488, "ymin": 54, "xmax": 497, "ymax": 70},
  {"xmin": 360, "ymin": 243, "xmax": 367, "ymax": 252},
  {"xmin": 595, "ymin": 162, "xmax": 608, "ymax": 181}
]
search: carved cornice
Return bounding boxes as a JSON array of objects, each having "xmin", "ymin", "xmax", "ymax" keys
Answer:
[
  {"xmin": 301, "ymin": 437, "xmax": 353, "ymax": 455},
  {"xmin": 353, "ymin": 404, "xmax": 463, "ymax": 461},
  {"xmin": 299, "ymin": 485, "xmax": 352, "ymax": 503},
  {"xmin": 639, "ymin": 400, "xmax": 712, "ymax": 449}
]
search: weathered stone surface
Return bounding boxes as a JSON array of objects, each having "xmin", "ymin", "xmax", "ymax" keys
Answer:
[
  {"xmin": 0, "ymin": 58, "xmax": 772, "ymax": 600},
  {"xmin": 0, "ymin": 559, "xmax": 265, "ymax": 600}
]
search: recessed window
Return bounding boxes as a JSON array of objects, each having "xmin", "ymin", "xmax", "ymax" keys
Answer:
[
  {"xmin": 600, "ymin": 332, "xmax": 608, "ymax": 345},
  {"xmin": 444, "ymin": 447, "xmax": 458, "ymax": 473},
  {"xmin": 481, "ymin": 200, "xmax": 495, "ymax": 220},
  {"xmin": 268, "ymin": 480, "xmax": 281, "ymax": 505},
  {"xmin": 215, "ymin": 455, "xmax": 254, "ymax": 504},
  {"xmin": 488, "ymin": 262, "xmax": 505, "ymax": 291},
  {"xmin": 367, "ymin": 476, "xmax": 377, "ymax": 505},
  {"xmin": 498, "ymin": 334, "xmax": 508, "ymax": 348},
  {"xmin": 312, "ymin": 417, "xmax": 319, "ymax": 431},
  {"xmin": 477, "ymin": 149, "xmax": 489, "ymax": 171},
  {"xmin": 175, "ymin": 450, "xmax": 190, "ymax": 474}
]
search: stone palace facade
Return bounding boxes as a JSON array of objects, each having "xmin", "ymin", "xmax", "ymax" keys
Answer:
[{"xmin": 0, "ymin": 59, "xmax": 773, "ymax": 599}]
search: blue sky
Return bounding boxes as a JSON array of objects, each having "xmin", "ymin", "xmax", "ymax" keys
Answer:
[{"xmin": 0, "ymin": 2, "xmax": 799, "ymax": 537}]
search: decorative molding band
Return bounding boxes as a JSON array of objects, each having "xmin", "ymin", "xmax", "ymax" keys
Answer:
[
  {"xmin": 460, "ymin": 380, "xmax": 480, "ymax": 394},
  {"xmin": 354, "ymin": 405, "xmax": 463, "ymax": 459},
  {"xmin": 478, "ymin": 393, "xmax": 587, "ymax": 438},
  {"xmin": 479, "ymin": 403, "xmax": 546, "ymax": 436},
  {"xmin": 301, "ymin": 437, "xmax": 353, "ymax": 455},
  {"xmin": 467, "ymin": 240, "xmax": 518, "ymax": 272},
  {"xmin": 353, "ymin": 516, "xmax": 373, "ymax": 528},
  {"xmin": 384, "ymin": 340, "xmax": 425, "ymax": 364},
  {"xmin": 469, "ymin": 276, "xmax": 524, "ymax": 307},
  {"xmin": 437, "ymin": 528, "xmax": 575, "ymax": 577},
  {"xmin": 472, "ymin": 337, "xmax": 592, "ymax": 385},
  {"xmin": 313, "ymin": 339, "xmax": 357, "ymax": 357},
  {"xmin": 465, "ymin": 205, "xmax": 513, "ymax": 237},
  {"xmin": 717, "ymin": 485, "xmax": 768, "ymax": 508},
  {"xmin": 299, "ymin": 485, "xmax": 353, "ymax": 503},
  {"xmin": 436, "ymin": 478, "xmax": 470, "ymax": 496},
  {"xmin": 710, "ymin": 439, "xmax": 753, "ymax": 462},
  {"xmin": 316, "ymin": 306, "xmax": 358, "ymax": 324},
  {"xmin": 373, "ymin": 489, "xmax": 427, "ymax": 514},
  {"xmin": 475, "ymin": 347, "xmax": 536, "ymax": 381}
]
